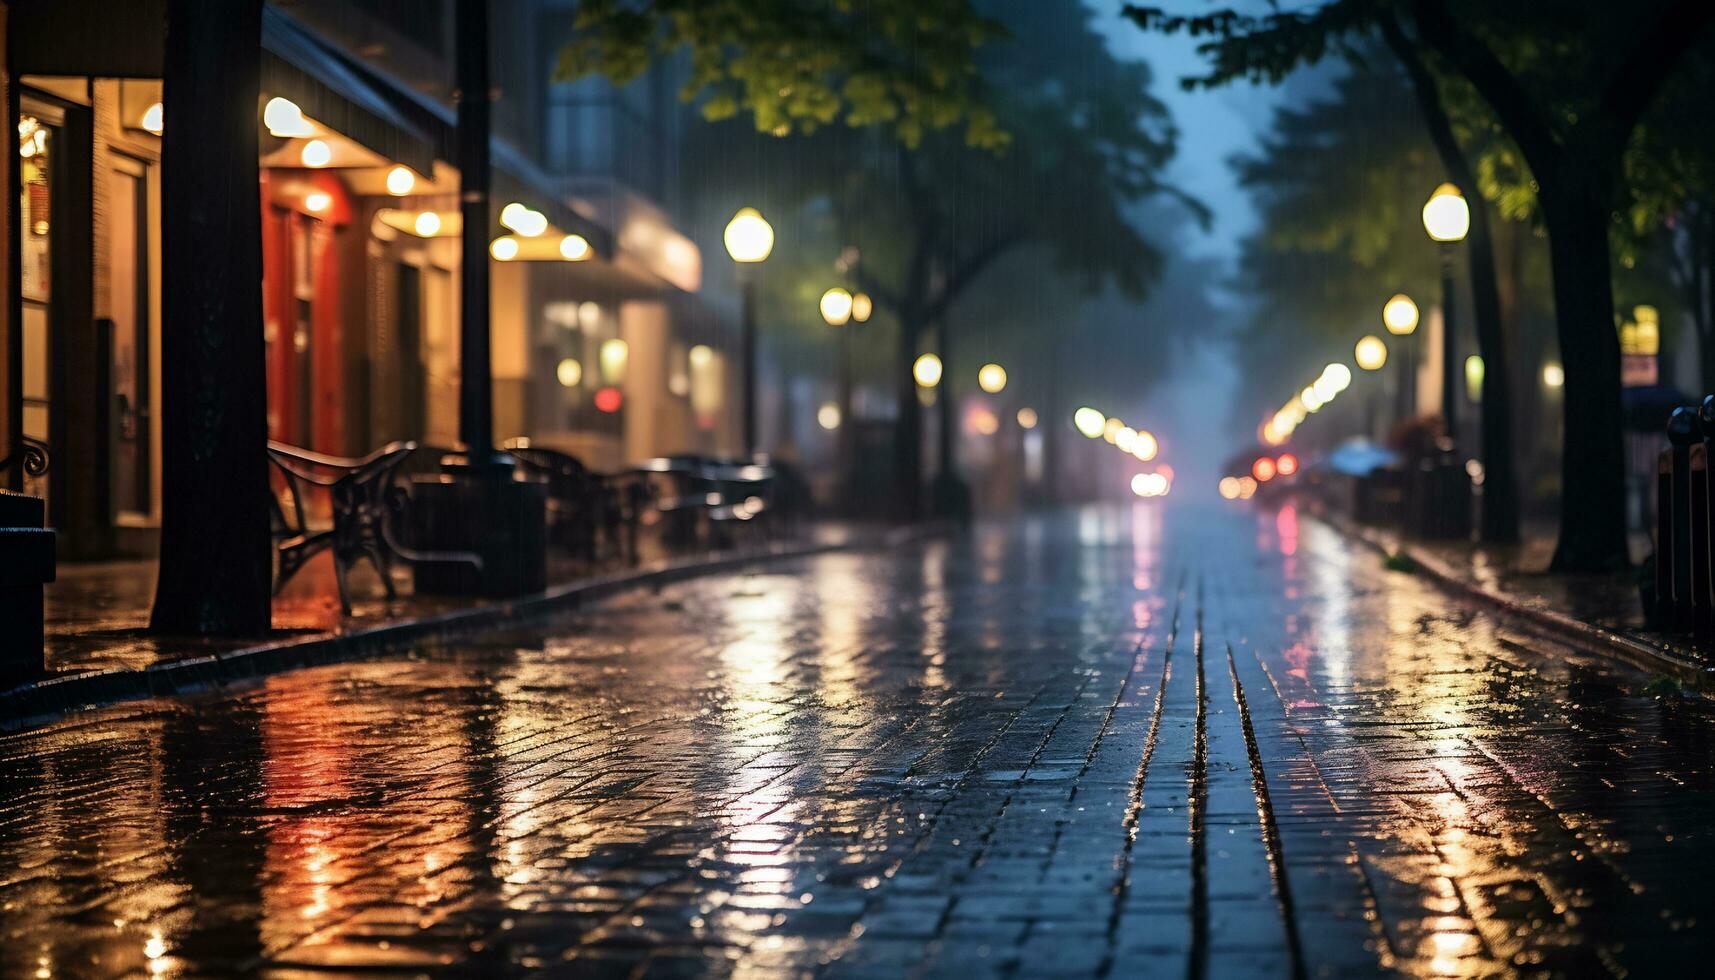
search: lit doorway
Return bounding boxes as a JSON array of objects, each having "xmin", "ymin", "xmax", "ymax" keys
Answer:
[
  {"xmin": 106, "ymin": 154, "xmax": 153, "ymax": 522},
  {"xmin": 17, "ymin": 104, "xmax": 61, "ymax": 508}
]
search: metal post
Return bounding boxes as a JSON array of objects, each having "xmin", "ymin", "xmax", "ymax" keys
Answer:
[
  {"xmin": 1440, "ymin": 247, "xmax": 1458, "ymax": 442},
  {"xmin": 937, "ymin": 319, "xmax": 954, "ymax": 480},
  {"xmin": 407, "ymin": 0, "xmax": 547, "ymax": 601},
  {"xmin": 1397, "ymin": 329, "xmax": 1416, "ymax": 425},
  {"xmin": 740, "ymin": 275, "xmax": 757, "ymax": 458},
  {"xmin": 455, "ymin": 0, "xmax": 498, "ymax": 466},
  {"xmin": 837, "ymin": 323, "xmax": 853, "ymax": 492}
]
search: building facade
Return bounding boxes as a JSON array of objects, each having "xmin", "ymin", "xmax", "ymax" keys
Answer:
[{"xmin": 0, "ymin": 0, "xmax": 738, "ymax": 559}]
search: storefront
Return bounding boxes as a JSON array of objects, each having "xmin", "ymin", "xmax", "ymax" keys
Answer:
[{"xmin": 1, "ymin": 0, "xmax": 730, "ymax": 564}]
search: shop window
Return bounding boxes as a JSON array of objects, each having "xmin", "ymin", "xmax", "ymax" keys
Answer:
[{"xmin": 18, "ymin": 113, "xmax": 53, "ymax": 503}]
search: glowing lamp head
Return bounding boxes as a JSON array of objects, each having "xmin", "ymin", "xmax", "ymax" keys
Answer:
[
  {"xmin": 264, "ymin": 97, "xmax": 315, "ymax": 137},
  {"xmin": 820, "ymin": 287, "xmax": 853, "ymax": 326},
  {"xmin": 817, "ymin": 402, "xmax": 842, "ymax": 430},
  {"xmin": 1253, "ymin": 457, "xmax": 1277, "ymax": 482},
  {"xmin": 300, "ymin": 139, "xmax": 332, "ymax": 168},
  {"xmin": 559, "ymin": 234, "xmax": 591, "ymax": 261},
  {"xmin": 600, "ymin": 338, "xmax": 629, "ymax": 383},
  {"xmin": 140, "ymin": 102, "xmax": 164, "ymax": 135},
  {"xmin": 1115, "ymin": 427, "xmax": 1138, "ymax": 453},
  {"xmin": 1466, "ymin": 355, "xmax": 1485, "ymax": 401},
  {"xmin": 1632, "ymin": 305, "xmax": 1661, "ymax": 355},
  {"xmin": 1073, "ymin": 408, "xmax": 1106, "ymax": 439},
  {"xmin": 498, "ymin": 203, "xmax": 547, "ymax": 237},
  {"xmin": 1132, "ymin": 430, "xmax": 1158, "ymax": 462},
  {"xmin": 1131, "ymin": 472, "xmax": 1169, "ymax": 498},
  {"xmin": 977, "ymin": 363, "xmax": 1007, "ymax": 394},
  {"xmin": 723, "ymin": 207, "xmax": 773, "ymax": 263},
  {"xmin": 385, "ymin": 165, "xmax": 416, "ymax": 196},
  {"xmin": 912, "ymin": 353, "xmax": 943, "ymax": 388},
  {"xmin": 304, "ymin": 191, "xmax": 331, "ymax": 213},
  {"xmin": 556, "ymin": 358, "xmax": 583, "ymax": 388},
  {"xmin": 1322, "ymin": 363, "xmax": 1352, "ymax": 393},
  {"xmin": 413, "ymin": 211, "xmax": 442, "ymax": 237},
  {"xmin": 1384, "ymin": 294, "xmax": 1419, "ymax": 335},
  {"xmin": 593, "ymin": 387, "xmax": 623, "ymax": 413},
  {"xmin": 1543, "ymin": 362, "xmax": 1565, "ymax": 389},
  {"xmin": 490, "ymin": 236, "xmax": 519, "ymax": 261},
  {"xmin": 1017, "ymin": 407, "xmax": 1038, "ymax": 429},
  {"xmin": 1422, "ymin": 182, "xmax": 1470, "ymax": 242},
  {"xmin": 1219, "ymin": 476, "xmax": 1241, "ymax": 500},
  {"xmin": 851, "ymin": 293, "xmax": 873, "ymax": 322},
  {"xmin": 1276, "ymin": 452, "xmax": 1299, "ymax": 477},
  {"xmin": 1355, "ymin": 335, "xmax": 1388, "ymax": 371}
]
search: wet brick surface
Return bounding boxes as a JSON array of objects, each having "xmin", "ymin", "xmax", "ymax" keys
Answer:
[{"xmin": 3, "ymin": 505, "xmax": 1714, "ymax": 977}]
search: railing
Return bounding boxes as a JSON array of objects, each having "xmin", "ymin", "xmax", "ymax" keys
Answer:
[
  {"xmin": 1652, "ymin": 403, "xmax": 1711, "ymax": 632},
  {"xmin": 0, "ymin": 437, "xmax": 50, "ymax": 481}
]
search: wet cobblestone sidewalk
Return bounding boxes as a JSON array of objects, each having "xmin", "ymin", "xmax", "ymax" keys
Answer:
[{"xmin": 3, "ymin": 505, "xmax": 1714, "ymax": 977}]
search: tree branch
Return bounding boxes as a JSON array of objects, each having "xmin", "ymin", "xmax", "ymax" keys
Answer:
[
  {"xmin": 1377, "ymin": 13, "xmax": 1476, "ymax": 191},
  {"xmin": 1407, "ymin": 0, "xmax": 1559, "ymax": 170},
  {"xmin": 919, "ymin": 234, "xmax": 1023, "ymax": 325},
  {"xmin": 850, "ymin": 266, "xmax": 901, "ymax": 318},
  {"xmin": 1597, "ymin": 0, "xmax": 1715, "ymax": 144}
]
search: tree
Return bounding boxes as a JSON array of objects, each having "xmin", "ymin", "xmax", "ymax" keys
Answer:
[
  {"xmin": 1376, "ymin": 14, "xmax": 1519, "ymax": 543},
  {"xmin": 1129, "ymin": 0, "xmax": 1715, "ymax": 570},
  {"xmin": 151, "ymin": 0, "xmax": 272, "ymax": 634},
  {"xmin": 1229, "ymin": 62, "xmax": 1444, "ymax": 428},
  {"xmin": 557, "ymin": 0, "xmax": 1007, "ymax": 150},
  {"xmin": 567, "ymin": 0, "xmax": 1189, "ymax": 517}
]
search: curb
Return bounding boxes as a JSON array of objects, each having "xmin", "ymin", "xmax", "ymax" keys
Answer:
[
  {"xmin": 2, "ymin": 525, "xmax": 933, "ymax": 732},
  {"xmin": 1321, "ymin": 513, "xmax": 1715, "ymax": 693}
]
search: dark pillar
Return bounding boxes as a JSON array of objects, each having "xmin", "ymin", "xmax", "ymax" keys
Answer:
[
  {"xmin": 836, "ymin": 322, "xmax": 853, "ymax": 502},
  {"xmin": 455, "ymin": 0, "xmax": 500, "ymax": 468},
  {"xmin": 53, "ymin": 106, "xmax": 108, "ymax": 559},
  {"xmin": 1440, "ymin": 248, "xmax": 1458, "ymax": 440},
  {"xmin": 0, "ymin": 0, "xmax": 12, "ymax": 482},
  {"xmin": 411, "ymin": 0, "xmax": 546, "ymax": 599},
  {"xmin": 740, "ymin": 275, "xmax": 757, "ymax": 458},
  {"xmin": 150, "ymin": 0, "xmax": 271, "ymax": 635},
  {"xmin": 937, "ymin": 321, "xmax": 954, "ymax": 480},
  {"xmin": 930, "ymin": 319, "xmax": 970, "ymax": 519}
]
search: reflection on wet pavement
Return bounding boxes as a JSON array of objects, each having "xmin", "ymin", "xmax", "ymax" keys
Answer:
[{"xmin": 3, "ymin": 504, "xmax": 1714, "ymax": 977}]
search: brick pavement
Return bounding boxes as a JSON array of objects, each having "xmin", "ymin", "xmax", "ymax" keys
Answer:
[{"xmin": 2, "ymin": 504, "xmax": 1714, "ymax": 977}]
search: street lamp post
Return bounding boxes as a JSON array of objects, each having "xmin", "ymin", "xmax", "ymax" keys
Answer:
[
  {"xmin": 1383, "ymin": 293, "xmax": 1419, "ymax": 425},
  {"xmin": 724, "ymin": 207, "xmax": 773, "ymax": 457},
  {"xmin": 1356, "ymin": 335, "xmax": 1388, "ymax": 441},
  {"xmin": 407, "ymin": 0, "xmax": 547, "ymax": 600},
  {"xmin": 1423, "ymin": 183, "xmax": 1470, "ymax": 441},
  {"xmin": 821, "ymin": 287, "xmax": 856, "ymax": 500}
]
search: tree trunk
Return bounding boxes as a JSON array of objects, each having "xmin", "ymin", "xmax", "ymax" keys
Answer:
[
  {"xmin": 1378, "ymin": 14, "xmax": 1519, "ymax": 541},
  {"xmin": 1541, "ymin": 181, "xmax": 1630, "ymax": 571},
  {"xmin": 1685, "ymin": 206, "xmax": 1715, "ymax": 394},
  {"xmin": 151, "ymin": 0, "xmax": 272, "ymax": 634},
  {"xmin": 1465, "ymin": 198, "xmax": 1521, "ymax": 542},
  {"xmin": 893, "ymin": 313, "xmax": 924, "ymax": 520}
]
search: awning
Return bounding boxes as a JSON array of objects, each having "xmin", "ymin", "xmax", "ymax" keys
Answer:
[
  {"xmin": 260, "ymin": 8, "xmax": 438, "ymax": 176},
  {"xmin": 304, "ymin": 34, "xmax": 613, "ymax": 259}
]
